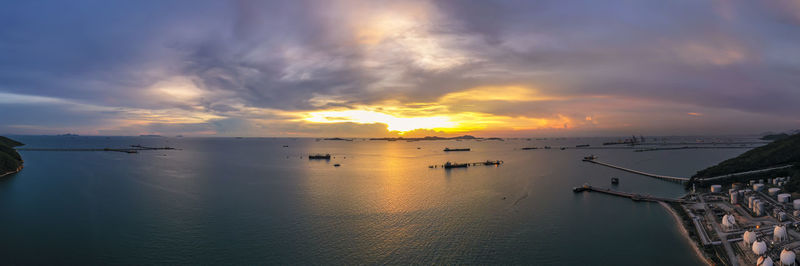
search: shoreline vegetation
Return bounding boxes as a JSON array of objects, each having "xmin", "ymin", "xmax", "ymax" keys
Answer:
[
  {"xmin": 689, "ymin": 132, "xmax": 800, "ymax": 190},
  {"xmin": 0, "ymin": 136, "xmax": 24, "ymax": 178}
]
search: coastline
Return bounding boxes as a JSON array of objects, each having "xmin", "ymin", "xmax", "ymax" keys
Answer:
[
  {"xmin": 658, "ymin": 201, "xmax": 713, "ymax": 266},
  {"xmin": 0, "ymin": 165, "xmax": 23, "ymax": 178}
]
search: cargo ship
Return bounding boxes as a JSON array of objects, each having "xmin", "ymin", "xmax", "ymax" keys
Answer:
[
  {"xmin": 443, "ymin": 148, "xmax": 470, "ymax": 152},
  {"xmin": 308, "ymin": 154, "xmax": 331, "ymax": 159}
]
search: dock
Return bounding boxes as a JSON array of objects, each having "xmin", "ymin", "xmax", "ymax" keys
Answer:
[
  {"xmin": 582, "ymin": 158, "xmax": 689, "ymax": 183},
  {"xmin": 573, "ymin": 184, "xmax": 684, "ymax": 203}
]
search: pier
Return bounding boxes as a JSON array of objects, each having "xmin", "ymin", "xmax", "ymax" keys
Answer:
[
  {"xmin": 585, "ymin": 158, "xmax": 793, "ymax": 185},
  {"xmin": 583, "ymin": 158, "xmax": 689, "ymax": 183},
  {"xmin": 573, "ymin": 184, "xmax": 684, "ymax": 203}
]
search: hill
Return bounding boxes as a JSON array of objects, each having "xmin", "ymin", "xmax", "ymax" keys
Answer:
[
  {"xmin": 761, "ymin": 133, "xmax": 790, "ymax": 141},
  {"xmin": 690, "ymin": 133, "xmax": 800, "ymax": 188},
  {"xmin": 0, "ymin": 136, "xmax": 23, "ymax": 147},
  {"xmin": 0, "ymin": 136, "xmax": 24, "ymax": 176}
]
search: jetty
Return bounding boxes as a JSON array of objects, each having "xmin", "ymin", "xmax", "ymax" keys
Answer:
[
  {"xmin": 582, "ymin": 158, "xmax": 689, "ymax": 183},
  {"xmin": 583, "ymin": 157, "xmax": 792, "ymax": 185},
  {"xmin": 573, "ymin": 184, "xmax": 684, "ymax": 203}
]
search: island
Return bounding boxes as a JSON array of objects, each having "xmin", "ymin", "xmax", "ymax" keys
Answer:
[{"xmin": 0, "ymin": 136, "xmax": 24, "ymax": 177}]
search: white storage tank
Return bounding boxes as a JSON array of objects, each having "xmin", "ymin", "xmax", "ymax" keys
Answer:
[
  {"xmin": 754, "ymin": 183, "xmax": 765, "ymax": 191},
  {"xmin": 721, "ymin": 214, "xmax": 736, "ymax": 229},
  {"xmin": 730, "ymin": 193, "xmax": 739, "ymax": 204},
  {"xmin": 779, "ymin": 193, "xmax": 792, "ymax": 203},
  {"xmin": 753, "ymin": 241, "xmax": 767, "ymax": 255},
  {"xmin": 774, "ymin": 225, "xmax": 788, "ymax": 242},
  {"xmin": 758, "ymin": 256, "xmax": 774, "ymax": 266},
  {"xmin": 755, "ymin": 201, "xmax": 765, "ymax": 216},
  {"xmin": 781, "ymin": 249, "xmax": 797, "ymax": 266},
  {"xmin": 769, "ymin": 188, "xmax": 781, "ymax": 196},
  {"xmin": 749, "ymin": 196, "xmax": 756, "ymax": 208},
  {"xmin": 743, "ymin": 230, "xmax": 757, "ymax": 244},
  {"xmin": 793, "ymin": 199, "xmax": 800, "ymax": 210},
  {"xmin": 711, "ymin": 184, "xmax": 722, "ymax": 193}
]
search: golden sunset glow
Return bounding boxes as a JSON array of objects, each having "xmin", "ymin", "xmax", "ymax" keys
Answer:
[
  {"xmin": 304, "ymin": 109, "xmax": 456, "ymax": 133},
  {"xmin": 439, "ymin": 86, "xmax": 557, "ymax": 102}
]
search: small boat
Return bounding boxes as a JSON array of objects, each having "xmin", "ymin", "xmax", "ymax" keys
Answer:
[
  {"xmin": 443, "ymin": 148, "xmax": 470, "ymax": 152},
  {"xmin": 544, "ymin": 146, "xmax": 551, "ymax": 149},
  {"xmin": 611, "ymin": 177, "xmax": 619, "ymax": 184},
  {"xmin": 282, "ymin": 145, "xmax": 289, "ymax": 147},
  {"xmin": 576, "ymin": 144, "xmax": 590, "ymax": 148},
  {"xmin": 521, "ymin": 147, "xmax": 538, "ymax": 150},
  {"xmin": 334, "ymin": 164, "xmax": 341, "ymax": 167},
  {"xmin": 560, "ymin": 147, "xmax": 566, "ymax": 150},
  {"xmin": 483, "ymin": 160, "xmax": 503, "ymax": 165},
  {"xmin": 443, "ymin": 162, "xmax": 469, "ymax": 168},
  {"xmin": 309, "ymin": 154, "xmax": 331, "ymax": 159},
  {"xmin": 582, "ymin": 155, "xmax": 597, "ymax": 161}
]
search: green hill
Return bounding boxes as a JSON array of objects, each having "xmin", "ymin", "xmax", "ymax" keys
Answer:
[
  {"xmin": 690, "ymin": 133, "xmax": 800, "ymax": 188},
  {"xmin": 0, "ymin": 136, "xmax": 24, "ymax": 176}
]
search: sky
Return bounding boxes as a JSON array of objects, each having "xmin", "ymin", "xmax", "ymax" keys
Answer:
[{"xmin": 1, "ymin": 0, "xmax": 799, "ymax": 137}]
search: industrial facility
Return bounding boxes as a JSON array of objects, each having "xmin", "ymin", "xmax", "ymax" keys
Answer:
[{"xmin": 679, "ymin": 176, "xmax": 800, "ymax": 265}]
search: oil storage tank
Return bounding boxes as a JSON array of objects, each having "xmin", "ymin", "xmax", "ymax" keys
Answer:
[{"xmin": 779, "ymin": 193, "xmax": 791, "ymax": 203}]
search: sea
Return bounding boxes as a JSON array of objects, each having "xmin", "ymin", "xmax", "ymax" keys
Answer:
[{"xmin": 0, "ymin": 135, "xmax": 759, "ymax": 264}]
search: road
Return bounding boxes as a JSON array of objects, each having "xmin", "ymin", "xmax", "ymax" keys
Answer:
[{"xmin": 699, "ymin": 194, "xmax": 739, "ymax": 266}]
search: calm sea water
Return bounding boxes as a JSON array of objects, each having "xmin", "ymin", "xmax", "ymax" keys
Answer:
[{"xmin": 0, "ymin": 136, "xmax": 755, "ymax": 264}]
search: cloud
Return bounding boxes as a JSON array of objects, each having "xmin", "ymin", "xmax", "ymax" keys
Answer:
[{"xmin": 1, "ymin": 0, "xmax": 799, "ymax": 136}]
